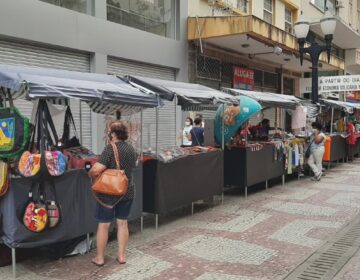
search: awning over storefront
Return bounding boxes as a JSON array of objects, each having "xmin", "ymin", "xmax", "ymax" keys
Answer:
[
  {"xmin": 125, "ymin": 75, "xmax": 239, "ymax": 110},
  {"xmin": 223, "ymin": 88, "xmax": 299, "ymax": 110},
  {"xmin": 0, "ymin": 64, "xmax": 161, "ymax": 115}
]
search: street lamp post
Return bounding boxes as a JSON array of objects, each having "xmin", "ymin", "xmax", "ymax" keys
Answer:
[{"xmin": 294, "ymin": 11, "xmax": 337, "ymax": 103}]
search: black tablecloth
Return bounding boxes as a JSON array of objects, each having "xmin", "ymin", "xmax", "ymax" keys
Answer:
[
  {"xmin": 327, "ymin": 134, "xmax": 347, "ymax": 162},
  {"xmin": 224, "ymin": 145, "xmax": 284, "ymax": 188},
  {"xmin": 143, "ymin": 150, "xmax": 223, "ymax": 215},
  {"xmin": 0, "ymin": 170, "xmax": 97, "ymax": 248}
]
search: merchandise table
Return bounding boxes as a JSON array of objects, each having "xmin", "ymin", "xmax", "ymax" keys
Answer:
[
  {"xmin": 323, "ymin": 134, "xmax": 347, "ymax": 166},
  {"xmin": 143, "ymin": 150, "xmax": 223, "ymax": 228},
  {"xmin": 0, "ymin": 170, "xmax": 97, "ymax": 249},
  {"xmin": 224, "ymin": 145, "xmax": 285, "ymax": 197},
  {"xmin": 346, "ymin": 133, "xmax": 360, "ymax": 159}
]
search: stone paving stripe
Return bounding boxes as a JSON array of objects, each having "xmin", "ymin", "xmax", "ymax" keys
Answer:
[
  {"xmin": 263, "ymin": 201, "xmax": 338, "ymax": 216},
  {"xmin": 195, "ymin": 272, "xmax": 267, "ymax": 280},
  {"xmin": 174, "ymin": 235, "xmax": 277, "ymax": 265},
  {"xmin": 104, "ymin": 250, "xmax": 172, "ymax": 280}
]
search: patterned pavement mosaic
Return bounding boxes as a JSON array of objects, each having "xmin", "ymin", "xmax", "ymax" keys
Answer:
[{"xmin": 2, "ymin": 160, "xmax": 360, "ymax": 280}]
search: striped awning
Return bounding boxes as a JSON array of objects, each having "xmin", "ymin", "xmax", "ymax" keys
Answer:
[
  {"xmin": 0, "ymin": 64, "xmax": 161, "ymax": 115},
  {"xmin": 125, "ymin": 75, "xmax": 239, "ymax": 109}
]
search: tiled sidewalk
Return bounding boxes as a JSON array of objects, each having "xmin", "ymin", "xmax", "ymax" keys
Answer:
[{"xmin": 2, "ymin": 160, "xmax": 360, "ymax": 280}]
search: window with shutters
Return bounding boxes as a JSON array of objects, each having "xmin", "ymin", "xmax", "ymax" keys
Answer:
[
  {"xmin": 237, "ymin": 0, "xmax": 248, "ymax": 13},
  {"xmin": 285, "ymin": 7, "xmax": 293, "ymax": 33},
  {"xmin": 40, "ymin": 0, "xmax": 92, "ymax": 14},
  {"xmin": 263, "ymin": 0, "xmax": 273, "ymax": 24},
  {"xmin": 284, "ymin": 77, "xmax": 294, "ymax": 95},
  {"xmin": 107, "ymin": 0, "xmax": 177, "ymax": 39}
]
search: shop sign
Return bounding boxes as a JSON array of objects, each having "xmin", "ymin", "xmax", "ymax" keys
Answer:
[
  {"xmin": 300, "ymin": 75, "xmax": 360, "ymax": 94},
  {"xmin": 233, "ymin": 67, "xmax": 254, "ymax": 90}
]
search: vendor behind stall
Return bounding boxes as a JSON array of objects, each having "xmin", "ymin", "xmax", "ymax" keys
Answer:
[
  {"xmin": 190, "ymin": 118, "xmax": 204, "ymax": 146},
  {"xmin": 346, "ymin": 118, "xmax": 356, "ymax": 161},
  {"xmin": 249, "ymin": 118, "xmax": 271, "ymax": 141}
]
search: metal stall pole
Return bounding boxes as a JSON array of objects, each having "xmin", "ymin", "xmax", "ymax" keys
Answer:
[
  {"xmin": 155, "ymin": 104, "xmax": 160, "ymax": 230},
  {"xmin": 12, "ymin": 248, "xmax": 16, "ymax": 279},
  {"xmin": 221, "ymin": 104, "xmax": 225, "ymax": 203},
  {"xmin": 222, "ymin": 104, "xmax": 225, "ymax": 150},
  {"xmin": 86, "ymin": 233, "xmax": 91, "ymax": 252},
  {"xmin": 330, "ymin": 107, "xmax": 334, "ymax": 135},
  {"xmin": 140, "ymin": 109, "xmax": 144, "ymax": 233}
]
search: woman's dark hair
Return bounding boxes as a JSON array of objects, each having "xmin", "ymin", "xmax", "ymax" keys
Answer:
[
  {"xmin": 194, "ymin": 117, "xmax": 202, "ymax": 126},
  {"xmin": 311, "ymin": 122, "xmax": 322, "ymax": 131},
  {"xmin": 186, "ymin": 117, "xmax": 193, "ymax": 125},
  {"xmin": 110, "ymin": 121, "xmax": 129, "ymax": 141},
  {"xmin": 261, "ymin": 118, "xmax": 270, "ymax": 126}
]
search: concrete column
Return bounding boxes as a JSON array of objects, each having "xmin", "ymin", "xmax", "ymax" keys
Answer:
[
  {"xmin": 93, "ymin": 0, "xmax": 107, "ymax": 19},
  {"xmin": 90, "ymin": 53, "xmax": 107, "ymax": 154}
]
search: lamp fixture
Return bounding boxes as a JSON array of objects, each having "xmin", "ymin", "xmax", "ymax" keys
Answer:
[
  {"xmin": 294, "ymin": 9, "xmax": 337, "ymax": 103},
  {"xmin": 248, "ymin": 46, "xmax": 283, "ymax": 58}
]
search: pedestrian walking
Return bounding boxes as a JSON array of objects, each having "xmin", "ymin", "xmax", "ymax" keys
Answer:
[
  {"xmin": 89, "ymin": 121, "xmax": 137, "ymax": 266},
  {"xmin": 308, "ymin": 122, "xmax": 326, "ymax": 181}
]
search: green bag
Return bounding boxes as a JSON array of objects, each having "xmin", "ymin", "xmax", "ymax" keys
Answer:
[{"xmin": 0, "ymin": 90, "xmax": 30, "ymax": 159}]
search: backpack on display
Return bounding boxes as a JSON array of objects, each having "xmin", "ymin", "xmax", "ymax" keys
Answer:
[{"xmin": 0, "ymin": 89, "xmax": 30, "ymax": 159}]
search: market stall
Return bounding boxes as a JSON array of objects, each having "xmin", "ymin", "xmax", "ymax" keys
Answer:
[
  {"xmin": 220, "ymin": 88, "xmax": 307, "ymax": 197},
  {"xmin": 125, "ymin": 75, "xmax": 238, "ymax": 228},
  {"xmin": 0, "ymin": 64, "xmax": 161, "ymax": 276},
  {"xmin": 319, "ymin": 99, "xmax": 357, "ymax": 165}
]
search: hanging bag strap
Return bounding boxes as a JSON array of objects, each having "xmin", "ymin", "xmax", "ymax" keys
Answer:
[
  {"xmin": 62, "ymin": 106, "xmax": 79, "ymax": 141},
  {"xmin": 43, "ymin": 101, "xmax": 59, "ymax": 148},
  {"xmin": 111, "ymin": 143, "xmax": 121, "ymax": 170}
]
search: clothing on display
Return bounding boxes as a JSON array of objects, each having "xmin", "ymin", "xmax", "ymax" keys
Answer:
[{"xmin": 291, "ymin": 106, "xmax": 307, "ymax": 129}]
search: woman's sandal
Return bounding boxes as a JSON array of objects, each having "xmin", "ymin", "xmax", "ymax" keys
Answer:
[
  {"xmin": 116, "ymin": 258, "xmax": 126, "ymax": 265},
  {"xmin": 91, "ymin": 259, "xmax": 105, "ymax": 267}
]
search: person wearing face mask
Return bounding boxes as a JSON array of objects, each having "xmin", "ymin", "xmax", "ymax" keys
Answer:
[
  {"xmin": 308, "ymin": 122, "xmax": 326, "ymax": 181},
  {"xmin": 182, "ymin": 117, "xmax": 193, "ymax": 147},
  {"xmin": 89, "ymin": 121, "xmax": 136, "ymax": 267}
]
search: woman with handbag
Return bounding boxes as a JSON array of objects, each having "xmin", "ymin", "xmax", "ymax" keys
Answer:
[
  {"xmin": 89, "ymin": 121, "xmax": 136, "ymax": 266},
  {"xmin": 307, "ymin": 122, "xmax": 326, "ymax": 181}
]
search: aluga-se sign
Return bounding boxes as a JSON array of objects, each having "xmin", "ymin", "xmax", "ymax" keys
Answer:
[{"xmin": 300, "ymin": 75, "xmax": 360, "ymax": 94}]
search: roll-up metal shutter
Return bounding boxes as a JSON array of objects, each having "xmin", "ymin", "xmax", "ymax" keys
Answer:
[
  {"xmin": 107, "ymin": 57, "xmax": 177, "ymax": 149},
  {"xmin": 0, "ymin": 40, "xmax": 92, "ymax": 149}
]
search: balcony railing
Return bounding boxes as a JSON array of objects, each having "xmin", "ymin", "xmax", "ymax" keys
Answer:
[{"xmin": 107, "ymin": 4, "xmax": 168, "ymax": 38}]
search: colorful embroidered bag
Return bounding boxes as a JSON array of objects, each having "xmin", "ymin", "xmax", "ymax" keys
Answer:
[
  {"xmin": 0, "ymin": 89, "xmax": 30, "ymax": 159},
  {"xmin": 0, "ymin": 160, "xmax": 9, "ymax": 197},
  {"xmin": 22, "ymin": 183, "xmax": 48, "ymax": 233}
]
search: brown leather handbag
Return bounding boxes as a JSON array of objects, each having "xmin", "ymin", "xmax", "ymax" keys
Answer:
[{"xmin": 92, "ymin": 143, "xmax": 128, "ymax": 196}]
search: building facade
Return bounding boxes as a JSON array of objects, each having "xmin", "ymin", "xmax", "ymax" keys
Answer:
[
  {"xmin": 0, "ymin": 0, "xmax": 188, "ymax": 153},
  {"xmin": 187, "ymin": 0, "xmax": 360, "ymax": 124}
]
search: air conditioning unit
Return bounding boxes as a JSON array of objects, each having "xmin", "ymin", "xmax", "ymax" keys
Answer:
[{"xmin": 336, "ymin": 0, "xmax": 344, "ymax": 8}]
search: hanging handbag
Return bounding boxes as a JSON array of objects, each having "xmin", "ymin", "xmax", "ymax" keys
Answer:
[
  {"xmin": 58, "ymin": 106, "xmax": 81, "ymax": 149},
  {"xmin": 18, "ymin": 100, "xmax": 67, "ymax": 179},
  {"xmin": 92, "ymin": 143, "xmax": 128, "ymax": 196},
  {"xmin": 304, "ymin": 139, "xmax": 314, "ymax": 159},
  {"xmin": 0, "ymin": 160, "xmax": 9, "ymax": 197},
  {"xmin": 22, "ymin": 182, "xmax": 48, "ymax": 233},
  {"xmin": 45, "ymin": 180, "xmax": 61, "ymax": 229},
  {"xmin": 0, "ymin": 89, "xmax": 30, "ymax": 159}
]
